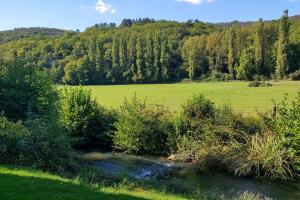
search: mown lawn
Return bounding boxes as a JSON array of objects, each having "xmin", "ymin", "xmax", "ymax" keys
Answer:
[
  {"xmin": 79, "ymin": 81, "xmax": 300, "ymax": 115},
  {"xmin": 0, "ymin": 166, "xmax": 189, "ymax": 200}
]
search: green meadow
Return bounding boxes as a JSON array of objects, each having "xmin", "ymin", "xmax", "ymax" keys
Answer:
[{"xmin": 80, "ymin": 81, "xmax": 300, "ymax": 115}]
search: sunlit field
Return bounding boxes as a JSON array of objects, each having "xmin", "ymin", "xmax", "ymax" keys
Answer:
[{"xmin": 77, "ymin": 81, "xmax": 300, "ymax": 115}]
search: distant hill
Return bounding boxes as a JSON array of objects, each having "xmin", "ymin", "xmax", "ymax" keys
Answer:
[{"xmin": 0, "ymin": 27, "xmax": 66, "ymax": 44}]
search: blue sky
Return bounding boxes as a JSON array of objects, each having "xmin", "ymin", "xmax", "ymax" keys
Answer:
[{"xmin": 0, "ymin": 0, "xmax": 299, "ymax": 31}]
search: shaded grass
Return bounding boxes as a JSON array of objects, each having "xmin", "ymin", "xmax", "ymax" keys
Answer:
[
  {"xmin": 75, "ymin": 81, "xmax": 300, "ymax": 115},
  {"xmin": 0, "ymin": 166, "xmax": 189, "ymax": 200}
]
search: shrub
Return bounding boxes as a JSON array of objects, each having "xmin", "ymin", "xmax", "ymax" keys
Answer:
[
  {"xmin": 289, "ymin": 70, "xmax": 300, "ymax": 80},
  {"xmin": 203, "ymin": 71, "xmax": 233, "ymax": 82},
  {"xmin": 179, "ymin": 95, "xmax": 216, "ymax": 138},
  {"xmin": 113, "ymin": 95, "xmax": 173, "ymax": 155},
  {"xmin": 0, "ymin": 58, "xmax": 58, "ymax": 121},
  {"xmin": 0, "ymin": 58, "xmax": 73, "ymax": 172},
  {"xmin": 0, "ymin": 116, "xmax": 30, "ymax": 163},
  {"xmin": 271, "ymin": 92, "xmax": 300, "ymax": 157},
  {"xmin": 59, "ymin": 87, "xmax": 115, "ymax": 148},
  {"xmin": 22, "ymin": 115, "xmax": 74, "ymax": 172},
  {"xmin": 249, "ymin": 80, "xmax": 272, "ymax": 87},
  {"xmin": 224, "ymin": 132, "xmax": 295, "ymax": 181},
  {"xmin": 0, "ymin": 116, "xmax": 73, "ymax": 172}
]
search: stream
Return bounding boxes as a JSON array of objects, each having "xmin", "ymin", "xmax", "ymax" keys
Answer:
[{"xmin": 81, "ymin": 151, "xmax": 300, "ymax": 200}]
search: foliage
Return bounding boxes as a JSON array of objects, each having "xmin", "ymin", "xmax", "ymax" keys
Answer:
[
  {"xmin": 289, "ymin": 70, "xmax": 300, "ymax": 80},
  {"xmin": 113, "ymin": 95, "xmax": 173, "ymax": 155},
  {"xmin": 276, "ymin": 10, "xmax": 290, "ymax": 79},
  {"xmin": 0, "ymin": 58, "xmax": 58, "ymax": 121},
  {"xmin": 248, "ymin": 80, "xmax": 273, "ymax": 87},
  {"xmin": 0, "ymin": 12, "xmax": 299, "ymax": 83},
  {"xmin": 236, "ymin": 49, "xmax": 256, "ymax": 80},
  {"xmin": 0, "ymin": 58, "xmax": 73, "ymax": 171},
  {"xmin": 175, "ymin": 93, "xmax": 299, "ymax": 180},
  {"xmin": 59, "ymin": 87, "xmax": 115, "ymax": 148},
  {"xmin": 0, "ymin": 27, "xmax": 65, "ymax": 44},
  {"xmin": 0, "ymin": 116, "xmax": 73, "ymax": 172},
  {"xmin": 0, "ymin": 117, "xmax": 30, "ymax": 163},
  {"xmin": 182, "ymin": 36, "xmax": 209, "ymax": 80},
  {"xmin": 271, "ymin": 92, "xmax": 300, "ymax": 157}
]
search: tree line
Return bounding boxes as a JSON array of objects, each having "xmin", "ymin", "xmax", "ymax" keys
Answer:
[{"xmin": 0, "ymin": 11, "xmax": 299, "ymax": 84}]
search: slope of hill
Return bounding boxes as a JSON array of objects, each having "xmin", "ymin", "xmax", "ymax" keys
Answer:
[{"xmin": 0, "ymin": 27, "xmax": 66, "ymax": 44}]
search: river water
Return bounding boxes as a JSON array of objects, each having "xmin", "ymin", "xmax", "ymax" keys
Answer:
[{"xmin": 81, "ymin": 151, "xmax": 300, "ymax": 200}]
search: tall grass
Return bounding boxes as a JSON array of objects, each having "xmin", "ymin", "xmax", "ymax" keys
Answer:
[{"xmin": 224, "ymin": 132, "xmax": 295, "ymax": 181}]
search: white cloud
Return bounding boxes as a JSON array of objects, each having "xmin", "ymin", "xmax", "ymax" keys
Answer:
[
  {"xmin": 95, "ymin": 0, "xmax": 116, "ymax": 14},
  {"xmin": 177, "ymin": 0, "xmax": 215, "ymax": 5}
]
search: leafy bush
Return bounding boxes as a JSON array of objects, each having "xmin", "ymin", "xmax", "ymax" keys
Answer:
[
  {"xmin": 59, "ymin": 87, "xmax": 115, "ymax": 149},
  {"xmin": 23, "ymin": 115, "xmax": 74, "ymax": 172},
  {"xmin": 289, "ymin": 70, "xmax": 300, "ymax": 80},
  {"xmin": 0, "ymin": 116, "xmax": 30, "ymax": 163},
  {"xmin": 178, "ymin": 95, "xmax": 216, "ymax": 139},
  {"xmin": 249, "ymin": 80, "xmax": 272, "ymax": 87},
  {"xmin": 271, "ymin": 92, "xmax": 300, "ymax": 157},
  {"xmin": 203, "ymin": 71, "xmax": 233, "ymax": 82},
  {"xmin": 0, "ymin": 58, "xmax": 58, "ymax": 121},
  {"xmin": 0, "ymin": 58, "xmax": 73, "ymax": 172},
  {"xmin": 0, "ymin": 116, "xmax": 73, "ymax": 172},
  {"xmin": 113, "ymin": 95, "xmax": 173, "ymax": 155},
  {"xmin": 224, "ymin": 132, "xmax": 295, "ymax": 181},
  {"xmin": 175, "ymin": 95, "xmax": 297, "ymax": 180}
]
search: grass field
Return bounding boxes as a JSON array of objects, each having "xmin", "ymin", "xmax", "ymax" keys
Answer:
[
  {"xmin": 0, "ymin": 166, "xmax": 189, "ymax": 200},
  {"xmin": 79, "ymin": 81, "xmax": 300, "ymax": 115}
]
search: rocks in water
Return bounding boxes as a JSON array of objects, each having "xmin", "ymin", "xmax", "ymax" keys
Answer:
[
  {"xmin": 168, "ymin": 154, "xmax": 177, "ymax": 161},
  {"xmin": 168, "ymin": 154, "xmax": 194, "ymax": 162}
]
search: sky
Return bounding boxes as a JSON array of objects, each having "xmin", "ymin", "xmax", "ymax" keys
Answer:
[{"xmin": 0, "ymin": 0, "xmax": 299, "ymax": 31}]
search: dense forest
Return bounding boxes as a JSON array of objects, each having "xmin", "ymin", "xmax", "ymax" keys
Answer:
[{"xmin": 0, "ymin": 11, "xmax": 299, "ymax": 85}]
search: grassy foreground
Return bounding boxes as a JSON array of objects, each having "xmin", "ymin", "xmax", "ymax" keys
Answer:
[
  {"xmin": 80, "ymin": 81, "xmax": 300, "ymax": 115},
  {"xmin": 0, "ymin": 166, "xmax": 188, "ymax": 200}
]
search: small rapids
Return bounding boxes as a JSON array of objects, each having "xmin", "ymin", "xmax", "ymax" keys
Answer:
[{"xmin": 81, "ymin": 151, "xmax": 300, "ymax": 200}]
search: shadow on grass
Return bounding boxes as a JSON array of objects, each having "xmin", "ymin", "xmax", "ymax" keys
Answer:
[{"xmin": 0, "ymin": 173, "xmax": 147, "ymax": 200}]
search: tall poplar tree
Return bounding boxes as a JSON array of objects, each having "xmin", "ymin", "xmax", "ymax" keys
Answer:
[
  {"xmin": 136, "ymin": 34, "xmax": 145, "ymax": 82},
  {"xmin": 254, "ymin": 18, "xmax": 265, "ymax": 75},
  {"xmin": 276, "ymin": 10, "xmax": 290, "ymax": 79},
  {"xmin": 227, "ymin": 28, "xmax": 236, "ymax": 79}
]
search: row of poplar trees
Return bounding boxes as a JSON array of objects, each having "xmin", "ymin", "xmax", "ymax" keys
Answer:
[{"xmin": 0, "ymin": 11, "xmax": 297, "ymax": 85}]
